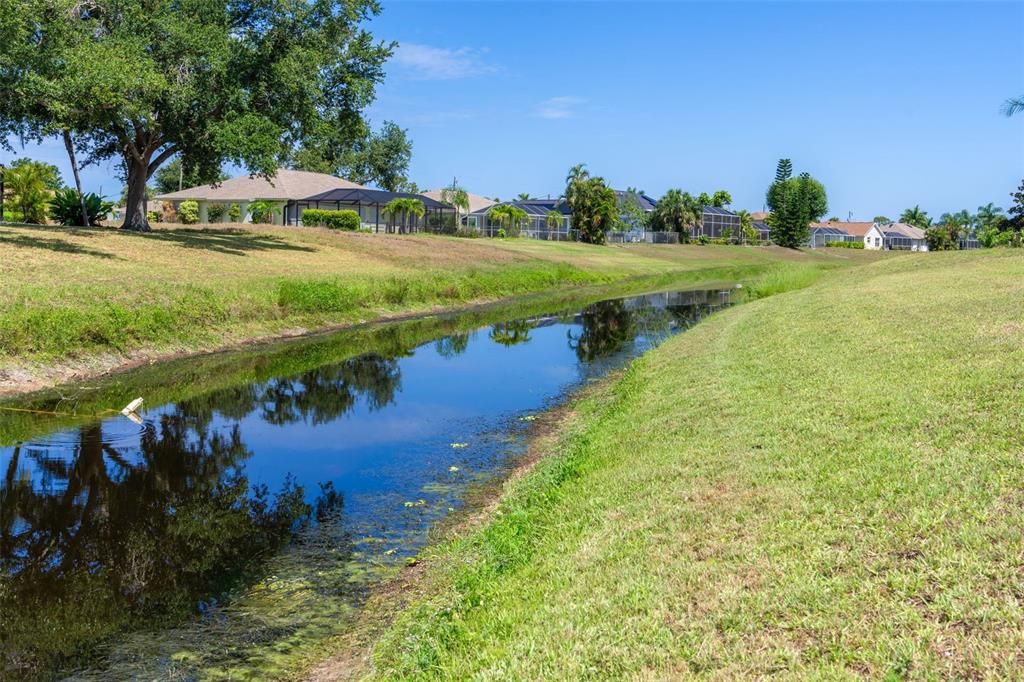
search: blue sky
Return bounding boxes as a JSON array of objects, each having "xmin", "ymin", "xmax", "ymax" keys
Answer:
[{"xmin": 4, "ymin": 1, "xmax": 1022, "ymax": 219}]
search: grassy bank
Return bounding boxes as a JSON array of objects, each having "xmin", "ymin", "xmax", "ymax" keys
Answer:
[
  {"xmin": 0, "ymin": 223, "xmax": 875, "ymax": 393},
  {"xmin": 358, "ymin": 249, "xmax": 1024, "ymax": 679}
]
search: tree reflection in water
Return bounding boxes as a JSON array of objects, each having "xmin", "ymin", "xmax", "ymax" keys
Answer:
[
  {"xmin": 568, "ymin": 299, "xmax": 638, "ymax": 362},
  {"xmin": 489, "ymin": 319, "xmax": 535, "ymax": 347},
  {"xmin": 0, "ymin": 352, "xmax": 403, "ymax": 678}
]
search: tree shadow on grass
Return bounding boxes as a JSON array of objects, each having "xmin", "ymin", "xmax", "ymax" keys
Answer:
[
  {"xmin": 128, "ymin": 228, "xmax": 318, "ymax": 256},
  {"xmin": 0, "ymin": 228, "xmax": 116, "ymax": 259}
]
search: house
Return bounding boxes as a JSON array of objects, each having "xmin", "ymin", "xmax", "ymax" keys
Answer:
[
  {"xmin": 298, "ymin": 187, "xmax": 455, "ymax": 232},
  {"xmin": 468, "ymin": 199, "xmax": 573, "ymax": 239},
  {"xmin": 154, "ymin": 168, "xmax": 365, "ymax": 224},
  {"xmin": 808, "ymin": 224, "xmax": 860, "ymax": 248},
  {"xmin": 864, "ymin": 222, "xmax": 928, "ymax": 251},
  {"xmin": 420, "ymin": 189, "xmax": 497, "ymax": 216}
]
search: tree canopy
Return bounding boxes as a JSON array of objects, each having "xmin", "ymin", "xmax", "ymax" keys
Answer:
[
  {"xmin": 563, "ymin": 164, "xmax": 616, "ymax": 245},
  {"xmin": 152, "ymin": 157, "xmax": 228, "ymax": 195},
  {"xmin": 0, "ymin": 0, "xmax": 394, "ymax": 230},
  {"xmin": 292, "ymin": 120, "xmax": 412, "ymax": 191},
  {"xmin": 765, "ymin": 159, "xmax": 827, "ymax": 248},
  {"xmin": 899, "ymin": 205, "xmax": 932, "ymax": 229}
]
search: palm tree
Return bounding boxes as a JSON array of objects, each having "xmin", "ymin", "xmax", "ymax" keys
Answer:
[
  {"xmin": 899, "ymin": 205, "xmax": 931, "ymax": 229},
  {"xmin": 382, "ymin": 198, "xmax": 425, "ymax": 234},
  {"xmin": 976, "ymin": 202, "xmax": 1005, "ymax": 231},
  {"xmin": 652, "ymin": 189, "xmax": 699, "ymax": 240},
  {"xmin": 735, "ymin": 209, "xmax": 756, "ymax": 243},
  {"xmin": 516, "ymin": 192, "xmax": 533, "ymax": 201},
  {"xmin": 440, "ymin": 184, "xmax": 470, "ymax": 232},
  {"xmin": 564, "ymin": 163, "xmax": 589, "ymax": 209},
  {"xmin": 1001, "ymin": 96, "xmax": 1024, "ymax": 117},
  {"xmin": 545, "ymin": 209, "xmax": 563, "ymax": 233},
  {"xmin": 5, "ymin": 162, "xmax": 50, "ymax": 223},
  {"xmin": 487, "ymin": 204, "xmax": 528, "ymax": 237}
]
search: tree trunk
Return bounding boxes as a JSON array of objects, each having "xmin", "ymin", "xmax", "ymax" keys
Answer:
[
  {"xmin": 121, "ymin": 154, "xmax": 151, "ymax": 232},
  {"xmin": 62, "ymin": 131, "xmax": 90, "ymax": 227}
]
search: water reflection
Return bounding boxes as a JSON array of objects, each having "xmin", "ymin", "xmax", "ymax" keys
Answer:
[{"xmin": 0, "ymin": 287, "xmax": 731, "ymax": 679}]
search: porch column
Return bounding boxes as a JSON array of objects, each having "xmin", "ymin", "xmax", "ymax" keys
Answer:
[
  {"xmin": 238, "ymin": 201, "xmax": 250, "ymax": 224},
  {"xmin": 198, "ymin": 201, "xmax": 209, "ymax": 224}
]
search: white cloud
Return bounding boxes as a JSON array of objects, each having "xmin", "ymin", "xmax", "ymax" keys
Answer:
[
  {"xmin": 537, "ymin": 96, "xmax": 585, "ymax": 120},
  {"xmin": 393, "ymin": 43, "xmax": 494, "ymax": 80}
]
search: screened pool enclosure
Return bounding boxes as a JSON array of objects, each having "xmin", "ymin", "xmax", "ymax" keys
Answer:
[{"xmin": 288, "ymin": 188, "xmax": 457, "ymax": 233}]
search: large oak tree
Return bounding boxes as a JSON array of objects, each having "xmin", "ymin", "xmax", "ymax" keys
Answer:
[{"xmin": 0, "ymin": 0, "xmax": 392, "ymax": 231}]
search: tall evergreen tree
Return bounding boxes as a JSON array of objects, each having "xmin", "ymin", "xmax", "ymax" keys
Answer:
[{"xmin": 766, "ymin": 159, "xmax": 826, "ymax": 248}]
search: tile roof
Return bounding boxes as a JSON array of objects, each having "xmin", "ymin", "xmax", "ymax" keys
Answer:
[
  {"xmin": 154, "ymin": 169, "xmax": 366, "ymax": 202},
  {"xmin": 421, "ymin": 189, "xmax": 497, "ymax": 214},
  {"xmin": 810, "ymin": 221, "xmax": 875, "ymax": 237}
]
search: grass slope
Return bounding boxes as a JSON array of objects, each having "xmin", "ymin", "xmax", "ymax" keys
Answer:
[
  {"xmin": 367, "ymin": 250, "xmax": 1024, "ymax": 679},
  {"xmin": 0, "ymin": 223, "xmax": 872, "ymax": 389}
]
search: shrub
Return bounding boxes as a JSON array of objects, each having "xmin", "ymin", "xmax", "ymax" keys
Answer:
[
  {"xmin": 178, "ymin": 200, "xmax": 199, "ymax": 224},
  {"xmin": 208, "ymin": 204, "xmax": 227, "ymax": 223},
  {"xmin": 496, "ymin": 228, "xmax": 507, "ymax": 239},
  {"xmin": 228, "ymin": 203, "xmax": 242, "ymax": 222},
  {"xmin": 48, "ymin": 188, "xmax": 114, "ymax": 226},
  {"xmin": 249, "ymin": 200, "xmax": 277, "ymax": 224},
  {"xmin": 697, "ymin": 235, "xmax": 710, "ymax": 245},
  {"xmin": 301, "ymin": 209, "xmax": 361, "ymax": 230},
  {"xmin": 146, "ymin": 210, "xmax": 161, "ymax": 224},
  {"xmin": 825, "ymin": 240, "xmax": 864, "ymax": 249},
  {"xmin": 925, "ymin": 225, "xmax": 960, "ymax": 251}
]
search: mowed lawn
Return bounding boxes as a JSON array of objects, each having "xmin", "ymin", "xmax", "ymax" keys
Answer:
[
  {"xmin": 366, "ymin": 250, "xmax": 1024, "ymax": 679},
  {"xmin": 0, "ymin": 223, "xmax": 873, "ymax": 384}
]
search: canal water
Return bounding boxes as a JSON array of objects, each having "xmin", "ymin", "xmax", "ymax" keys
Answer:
[{"xmin": 0, "ymin": 287, "xmax": 732, "ymax": 680}]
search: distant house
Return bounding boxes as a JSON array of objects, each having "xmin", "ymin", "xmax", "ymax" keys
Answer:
[
  {"xmin": 808, "ymin": 224, "xmax": 859, "ymax": 248},
  {"xmin": 155, "ymin": 168, "xmax": 365, "ymax": 224},
  {"xmin": 468, "ymin": 199, "xmax": 572, "ymax": 239},
  {"xmin": 864, "ymin": 222, "xmax": 928, "ymax": 251},
  {"xmin": 420, "ymin": 189, "xmax": 497, "ymax": 217}
]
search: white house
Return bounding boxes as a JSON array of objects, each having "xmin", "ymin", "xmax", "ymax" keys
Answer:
[
  {"xmin": 154, "ymin": 168, "xmax": 365, "ymax": 224},
  {"xmin": 864, "ymin": 222, "xmax": 928, "ymax": 251}
]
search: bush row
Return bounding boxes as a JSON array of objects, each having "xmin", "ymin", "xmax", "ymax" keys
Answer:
[
  {"xmin": 301, "ymin": 209, "xmax": 360, "ymax": 230},
  {"xmin": 825, "ymin": 240, "xmax": 864, "ymax": 249}
]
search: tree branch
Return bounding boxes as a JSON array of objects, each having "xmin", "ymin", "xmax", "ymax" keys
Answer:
[{"xmin": 148, "ymin": 144, "xmax": 178, "ymax": 176}]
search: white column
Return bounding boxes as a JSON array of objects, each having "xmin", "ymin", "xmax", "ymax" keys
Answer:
[
  {"xmin": 238, "ymin": 201, "xmax": 250, "ymax": 224},
  {"xmin": 198, "ymin": 201, "xmax": 209, "ymax": 224}
]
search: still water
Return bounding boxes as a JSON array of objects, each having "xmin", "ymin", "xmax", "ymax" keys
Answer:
[{"xmin": 0, "ymin": 287, "xmax": 732, "ymax": 680}]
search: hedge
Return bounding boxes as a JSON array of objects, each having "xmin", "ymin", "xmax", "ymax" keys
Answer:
[
  {"xmin": 825, "ymin": 240, "xmax": 864, "ymax": 249},
  {"xmin": 301, "ymin": 208, "xmax": 360, "ymax": 230}
]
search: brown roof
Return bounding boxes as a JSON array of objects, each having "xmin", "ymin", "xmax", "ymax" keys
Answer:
[
  {"xmin": 421, "ymin": 189, "xmax": 497, "ymax": 214},
  {"xmin": 154, "ymin": 169, "xmax": 365, "ymax": 202},
  {"xmin": 750, "ymin": 211, "xmax": 769, "ymax": 221},
  {"xmin": 811, "ymin": 221, "xmax": 875, "ymax": 237}
]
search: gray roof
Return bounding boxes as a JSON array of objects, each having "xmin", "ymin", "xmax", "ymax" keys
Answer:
[
  {"xmin": 702, "ymin": 206, "xmax": 739, "ymax": 217},
  {"xmin": 303, "ymin": 187, "xmax": 450, "ymax": 208},
  {"xmin": 614, "ymin": 190, "xmax": 657, "ymax": 212},
  {"xmin": 471, "ymin": 199, "xmax": 570, "ymax": 217},
  {"xmin": 154, "ymin": 168, "xmax": 365, "ymax": 202}
]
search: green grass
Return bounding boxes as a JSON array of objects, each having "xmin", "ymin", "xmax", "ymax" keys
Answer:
[
  {"xmin": 0, "ymin": 223, "xmax": 878, "ymax": 392},
  {"xmin": 363, "ymin": 249, "xmax": 1024, "ymax": 679}
]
